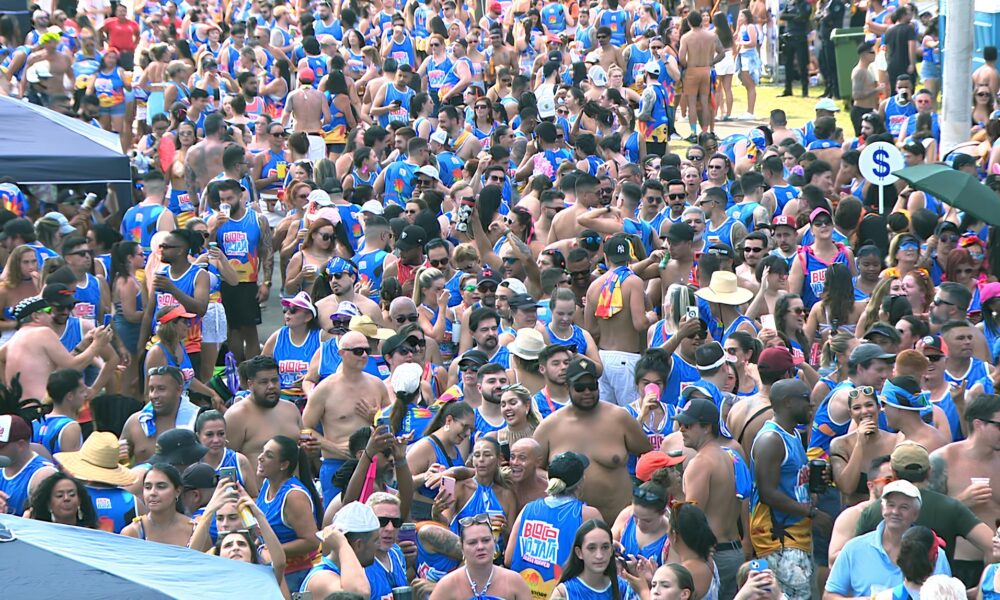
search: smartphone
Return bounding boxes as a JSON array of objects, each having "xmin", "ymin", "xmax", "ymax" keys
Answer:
[
  {"xmin": 499, "ymin": 439, "xmax": 511, "ymax": 462},
  {"xmin": 760, "ymin": 313, "xmax": 776, "ymax": 330},
  {"xmin": 685, "ymin": 304, "xmax": 699, "ymax": 321},
  {"xmin": 376, "ymin": 415, "xmax": 392, "ymax": 431},
  {"xmin": 398, "ymin": 522, "xmax": 418, "ymax": 544},
  {"xmin": 440, "ymin": 475, "xmax": 456, "ymax": 496},
  {"xmin": 219, "ymin": 466, "xmax": 238, "ymax": 482},
  {"xmin": 103, "ymin": 313, "xmax": 112, "ymax": 327}
]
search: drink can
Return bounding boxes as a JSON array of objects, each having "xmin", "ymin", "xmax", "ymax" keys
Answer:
[
  {"xmin": 219, "ymin": 202, "xmax": 231, "ymax": 217},
  {"xmin": 239, "ymin": 505, "xmax": 258, "ymax": 529},
  {"xmin": 391, "ymin": 587, "xmax": 412, "ymax": 600},
  {"xmin": 808, "ymin": 459, "xmax": 828, "ymax": 493}
]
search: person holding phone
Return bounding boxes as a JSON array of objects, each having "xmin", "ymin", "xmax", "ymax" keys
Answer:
[
  {"xmin": 195, "ymin": 410, "xmax": 259, "ymax": 498},
  {"xmin": 550, "ymin": 519, "xmax": 646, "ymax": 600},
  {"xmin": 611, "ymin": 480, "xmax": 670, "ymax": 566},
  {"xmin": 405, "ymin": 401, "xmax": 475, "ymax": 520}
]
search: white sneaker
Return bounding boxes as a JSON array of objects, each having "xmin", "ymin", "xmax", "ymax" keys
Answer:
[{"xmin": 737, "ymin": 112, "xmax": 756, "ymax": 120}]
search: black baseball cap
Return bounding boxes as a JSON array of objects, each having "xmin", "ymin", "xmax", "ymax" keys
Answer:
[
  {"xmin": 508, "ymin": 293, "xmax": 538, "ymax": 310},
  {"xmin": 548, "ymin": 451, "xmax": 589, "ymax": 488},
  {"xmin": 381, "ymin": 332, "xmax": 409, "ymax": 357},
  {"xmin": 566, "ymin": 357, "xmax": 598, "ymax": 382},
  {"xmin": 604, "ymin": 234, "xmax": 633, "ymax": 264},
  {"xmin": 676, "ymin": 398, "xmax": 720, "ymax": 426},
  {"xmin": 181, "ymin": 463, "xmax": 218, "ymax": 490},
  {"xmin": 0, "ymin": 218, "xmax": 33, "ymax": 241},
  {"xmin": 396, "ymin": 225, "xmax": 427, "ymax": 251},
  {"xmin": 148, "ymin": 429, "xmax": 208, "ymax": 466},
  {"xmin": 479, "ymin": 265, "xmax": 501, "ymax": 287},
  {"xmin": 458, "ymin": 349, "xmax": 489, "ymax": 369},
  {"xmin": 42, "ymin": 283, "xmax": 75, "ymax": 308}
]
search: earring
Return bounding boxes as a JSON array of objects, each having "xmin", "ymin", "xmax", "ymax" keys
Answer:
[{"xmin": 77, "ymin": 507, "xmax": 83, "ymax": 520}]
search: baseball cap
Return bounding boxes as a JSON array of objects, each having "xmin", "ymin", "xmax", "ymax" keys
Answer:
[
  {"xmin": 585, "ymin": 51, "xmax": 600, "ymax": 64},
  {"xmin": 676, "ymin": 398, "xmax": 720, "ymax": 426},
  {"xmin": 983, "ymin": 282, "xmax": 1000, "ymax": 306},
  {"xmin": 181, "ymin": 463, "xmax": 219, "ymax": 490},
  {"xmin": 0, "ymin": 218, "xmax": 34, "ymax": 241},
  {"xmin": 665, "ymin": 222, "xmax": 695, "ymax": 242},
  {"xmin": 588, "ymin": 65, "xmax": 608, "ymax": 87},
  {"xmin": 0, "ymin": 414, "xmax": 31, "ymax": 445},
  {"xmin": 757, "ymin": 347, "xmax": 795, "ymax": 375},
  {"xmin": 42, "ymin": 283, "xmax": 75, "ymax": 308},
  {"xmin": 848, "ymin": 343, "xmax": 895, "ymax": 367},
  {"xmin": 634, "ymin": 451, "xmax": 684, "ymax": 482},
  {"xmin": 695, "ymin": 342, "xmax": 726, "ymax": 371},
  {"xmin": 815, "ymin": 98, "xmax": 840, "ymax": 112},
  {"xmin": 881, "ymin": 479, "xmax": 921, "ymax": 501},
  {"xmin": 149, "ymin": 429, "xmax": 208, "ymax": 465},
  {"xmin": 43, "ymin": 211, "xmax": 76, "ymax": 235},
  {"xmin": 604, "ymin": 234, "xmax": 633, "ymax": 264},
  {"xmin": 500, "ymin": 278, "xmax": 528, "ymax": 295},
  {"xmin": 298, "ymin": 67, "xmax": 316, "ymax": 83},
  {"xmin": 307, "ymin": 189, "xmax": 333, "ymax": 206},
  {"xmin": 890, "ymin": 441, "xmax": 930, "ymax": 474},
  {"xmin": 332, "ymin": 501, "xmax": 381, "ymax": 533},
  {"xmin": 360, "ymin": 200, "xmax": 384, "ymax": 215},
  {"xmin": 280, "ymin": 291, "xmax": 317, "ymax": 317},
  {"xmin": 548, "ymin": 451, "xmax": 589, "ymax": 488},
  {"xmin": 706, "ymin": 242, "xmax": 734, "ymax": 260},
  {"xmin": 157, "ymin": 305, "xmax": 197, "ymax": 324},
  {"xmin": 771, "ymin": 215, "xmax": 796, "ymax": 230},
  {"xmin": 396, "ymin": 225, "xmax": 427, "ymax": 251},
  {"xmin": 430, "ymin": 129, "xmax": 449, "ymax": 146},
  {"xmin": 508, "ymin": 293, "xmax": 538, "ymax": 310},
  {"xmin": 332, "ymin": 301, "xmax": 361, "ymax": 320},
  {"xmin": 479, "ymin": 266, "xmax": 501, "ymax": 286},
  {"xmin": 917, "ymin": 334, "xmax": 945, "ymax": 355},
  {"xmin": 643, "ymin": 61, "xmax": 661, "ymax": 75},
  {"xmin": 381, "ymin": 332, "xmax": 408, "ymax": 357},
  {"xmin": 934, "ymin": 221, "xmax": 959, "ymax": 236},
  {"xmin": 390, "ymin": 362, "xmax": 423, "ymax": 394},
  {"xmin": 882, "ymin": 376, "xmax": 930, "ymax": 411},
  {"xmin": 489, "ymin": 1, "xmax": 502, "ymax": 12},
  {"xmin": 566, "ymin": 357, "xmax": 599, "ymax": 382},
  {"xmin": 809, "ymin": 207, "xmax": 832, "ymax": 223},
  {"xmin": 864, "ymin": 322, "xmax": 902, "ymax": 345},
  {"xmin": 416, "ymin": 165, "xmax": 440, "ymax": 181},
  {"xmin": 458, "ymin": 349, "xmax": 489, "ymax": 369}
]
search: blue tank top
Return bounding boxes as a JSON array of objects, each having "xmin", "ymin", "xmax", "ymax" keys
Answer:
[
  {"xmin": 807, "ymin": 380, "xmax": 854, "ymax": 457},
  {"xmin": 721, "ymin": 315, "xmax": 759, "ymax": 344},
  {"xmin": 420, "ymin": 304, "xmax": 455, "ymax": 363},
  {"xmin": 274, "ymin": 327, "xmax": 321, "ymax": 390},
  {"xmin": 318, "ymin": 337, "xmax": 391, "ymax": 380},
  {"xmin": 366, "ymin": 545, "xmax": 408, "ymax": 597},
  {"xmin": 624, "ymin": 403, "xmax": 675, "ymax": 476},
  {"xmin": 772, "ymin": 185, "xmax": 800, "ymax": 214},
  {"xmin": 533, "ymin": 387, "xmax": 568, "ymax": 420},
  {"xmin": 426, "ymin": 55, "xmax": 453, "ymax": 92},
  {"xmin": 382, "ymin": 160, "xmax": 419, "ymax": 207},
  {"xmin": 797, "ymin": 243, "xmax": 849, "ymax": 309},
  {"xmin": 625, "ymin": 46, "xmax": 651, "ymax": 86},
  {"xmin": 72, "ymin": 273, "xmax": 102, "ymax": 324},
  {"xmin": 258, "ymin": 149, "xmax": 288, "ymax": 192},
  {"xmin": 981, "ymin": 563, "xmax": 1000, "ymax": 600},
  {"xmin": 649, "ymin": 320, "xmax": 672, "ymax": 349},
  {"xmin": 210, "ymin": 448, "xmax": 247, "ymax": 486},
  {"xmin": 638, "ymin": 83, "xmax": 671, "ymax": 143},
  {"xmin": 750, "ymin": 420, "xmax": 809, "ymax": 530},
  {"xmin": 474, "ymin": 408, "xmax": 504, "ymax": 441},
  {"xmin": 563, "ymin": 576, "xmax": 633, "ymax": 599},
  {"xmin": 59, "ymin": 316, "xmax": 84, "ymax": 353},
  {"xmin": 416, "ymin": 531, "xmax": 460, "ymax": 582},
  {"xmin": 153, "ymin": 264, "xmax": 201, "ymax": 317},
  {"xmin": 300, "ymin": 556, "xmax": 339, "ymax": 592},
  {"xmin": 664, "ymin": 353, "xmax": 700, "ymax": 406},
  {"xmin": 541, "ymin": 3, "xmax": 568, "ymax": 32},
  {"xmin": 379, "ymin": 83, "xmax": 415, "ymax": 128},
  {"xmin": 0, "ymin": 454, "xmax": 52, "ymax": 516},
  {"xmin": 387, "ymin": 35, "xmax": 416, "ymax": 68},
  {"xmin": 450, "ymin": 483, "xmax": 505, "ymax": 537},
  {"xmin": 884, "ymin": 96, "xmax": 917, "ymax": 137},
  {"xmin": 32, "ymin": 415, "xmax": 78, "ymax": 454},
  {"xmin": 511, "ymin": 496, "xmax": 585, "ymax": 596},
  {"xmin": 93, "ymin": 67, "xmax": 125, "ymax": 108},
  {"xmin": 88, "ymin": 484, "xmax": 135, "ymax": 533},
  {"xmin": 256, "ymin": 476, "xmax": 313, "ymax": 543},
  {"xmin": 417, "ymin": 436, "xmax": 464, "ymax": 501},
  {"xmin": 621, "ymin": 515, "xmax": 668, "ymax": 565},
  {"xmin": 545, "ymin": 324, "xmax": 589, "ymax": 356},
  {"xmin": 148, "ymin": 342, "xmax": 196, "ymax": 391},
  {"xmin": 354, "ymin": 249, "xmax": 389, "ymax": 304},
  {"xmin": 705, "ymin": 216, "xmax": 738, "ymax": 247},
  {"xmin": 121, "ymin": 204, "xmax": 166, "ymax": 252},
  {"xmin": 931, "ymin": 390, "xmax": 963, "ymax": 443},
  {"xmin": 215, "ymin": 208, "xmax": 262, "ymax": 283},
  {"xmin": 598, "ymin": 9, "xmax": 629, "ymax": 46}
]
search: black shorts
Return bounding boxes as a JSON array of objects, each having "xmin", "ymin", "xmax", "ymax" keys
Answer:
[{"xmin": 220, "ymin": 282, "xmax": 262, "ymax": 328}]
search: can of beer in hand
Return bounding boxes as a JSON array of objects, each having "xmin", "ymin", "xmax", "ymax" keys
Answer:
[{"xmin": 239, "ymin": 505, "xmax": 258, "ymax": 529}]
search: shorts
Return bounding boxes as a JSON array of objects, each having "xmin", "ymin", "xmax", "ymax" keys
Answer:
[
  {"xmin": 921, "ymin": 60, "xmax": 941, "ymax": 81},
  {"xmin": 716, "ymin": 53, "xmax": 737, "ymax": 76},
  {"xmin": 597, "ymin": 350, "xmax": 640, "ymax": 407},
  {"xmin": 113, "ymin": 312, "xmax": 141, "ymax": 354},
  {"xmin": 714, "ymin": 542, "xmax": 744, "ymax": 600},
  {"xmin": 99, "ymin": 103, "xmax": 126, "ymax": 118},
  {"xmin": 812, "ymin": 486, "xmax": 842, "ymax": 566},
  {"xmin": 220, "ymin": 282, "xmax": 262, "ymax": 328},
  {"xmin": 201, "ymin": 302, "xmax": 228, "ymax": 343},
  {"xmin": 319, "ymin": 457, "xmax": 346, "ymax": 509},
  {"xmin": 952, "ymin": 559, "xmax": 985, "ymax": 589},
  {"xmin": 764, "ymin": 547, "xmax": 813, "ymax": 600}
]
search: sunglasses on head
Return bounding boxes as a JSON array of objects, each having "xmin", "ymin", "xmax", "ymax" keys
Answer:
[
  {"xmin": 394, "ymin": 313, "xmax": 420, "ymax": 324},
  {"xmin": 572, "ymin": 380, "xmax": 598, "ymax": 392},
  {"xmin": 848, "ymin": 386, "xmax": 876, "ymax": 400},
  {"xmin": 458, "ymin": 513, "xmax": 491, "ymax": 528}
]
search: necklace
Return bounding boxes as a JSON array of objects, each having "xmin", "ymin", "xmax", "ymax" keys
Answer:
[{"xmin": 466, "ymin": 565, "xmax": 495, "ymax": 599}]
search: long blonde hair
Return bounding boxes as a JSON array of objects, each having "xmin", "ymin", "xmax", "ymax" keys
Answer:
[
  {"xmin": 860, "ymin": 276, "xmax": 898, "ymax": 333},
  {"xmin": 412, "ymin": 266, "xmax": 444, "ymax": 306},
  {"xmin": 2, "ymin": 245, "xmax": 37, "ymax": 289}
]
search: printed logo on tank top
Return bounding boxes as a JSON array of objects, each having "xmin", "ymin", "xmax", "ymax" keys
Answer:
[
  {"xmin": 222, "ymin": 230, "xmax": 250, "ymax": 256},
  {"xmin": 647, "ymin": 432, "xmax": 664, "ymax": 450},
  {"xmin": 156, "ymin": 292, "xmax": 178, "ymax": 308},
  {"xmin": 95, "ymin": 497, "xmax": 112, "ymax": 509},
  {"xmin": 519, "ymin": 520, "xmax": 560, "ymax": 567},
  {"xmin": 279, "ymin": 359, "xmax": 309, "ymax": 384},
  {"xmin": 809, "ymin": 267, "xmax": 828, "ymax": 291},
  {"xmin": 73, "ymin": 302, "xmax": 97, "ymax": 321}
]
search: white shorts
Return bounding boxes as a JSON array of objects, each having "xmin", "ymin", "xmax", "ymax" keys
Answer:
[
  {"xmin": 716, "ymin": 53, "xmax": 737, "ymax": 76},
  {"xmin": 201, "ymin": 302, "xmax": 228, "ymax": 343},
  {"xmin": 597, "ymin": 350, "xmax": 640, "ymax": 407},
  {"xmin": 306, "ymin": 134, "xmax": 325, "ymax": 162}
]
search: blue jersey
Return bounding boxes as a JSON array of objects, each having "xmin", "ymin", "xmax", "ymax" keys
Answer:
[
  {"xmin": 436, "ymin": 151, "xmax": 465, "ymax": 188},
  {"xmin": 723, "ymin": 445, "xmax": 754, "ymax": 499},
  {"xmin": 425, "ymin": 55, "xmax": 453, "ymax": 94},
  {"xmin": 416, "ymin": 531, "xmax": 460, "ymax": 582},
  {"xmin": 981, "ymin": 564, "xmax": 1000, "ymax": 600},
  {"xmin": 0, "ymin": 454, "xmax": 52, "ymax": 516},
  {"xmin": 32, "ymin": 415, "xmax": 78, "ymax": 454},
  {"xmin": 318, "ymin": 338, "xmax": 391, "ymax": 380},
  {"xmin": 931, "ymin": 389, "xmax": 963, "ymax": 442},
  {"xmin": 73, "ymin": 273, "xmax": 102, "ymax": 324},
  {"xmin": 473, "ymin": 409, "xmax": 504, "ymax": 441},
  {"xmin": 366, "ymin": 545, "xmax": 408, "ymax": 599},
  {"xmin": 750, "ymin": 421, "xmax": 810, "ymax": 547},
  {"xmin": 300, "ymin": 556, "xmax": 339, "ymax": 593},
  {"xmin": 382, "ymin": 160, "xmax": 419, "ymax": 206},
  {"xmin": 625, "ymin": 46, "xmax": 651, "ymax": 87},
  {"xmin": 545, "ymin": 324, "xmax": 589, "ymax": 355},
  {"xmin": 354, "ymin": 249, "xmax": 389, "ymax": 304},
  {"xmin": 533, "ymin": 387, "xmax": 568, "ymax": 420},
  {"xmin": 796, "ymin": 243, "xmax": 849, "ymax": 309},
  {"xmin": 621, "ymin": 515, "xmax": 668, "ymax": 565},
  {"xmin": 883, "ymin": 97, "xmax": 917, "ymax": 138},
  {"xmin": 598, "ymin": 9, "xmax": 630, "ymax": 46},
  {"xmin": 771, "ymin": 184, "xmax": 800, "ymax": 214},
  {"xmin": 147, "ymin": 342, "xmax": 196, "ymax": 391},
  {"xmin": 374, "ymin": 403, "xmax": 434, "ymax": 441},
  {"xmin": 215, "ymin": 209, "xmax": 263, "ymax": 283},
  {"xmin": 450, "ymin": 483, "xmax": 505, "ymax": 544},
  {"xmin": 88, "ymin": 484, "xmax": 135, "ymax": 533},
  {"xmin": 638, "ymin": 82, "xmax": 671, "ymax": 143},
  {"xmin": 625, "ymin": 403, "xmax": 675, "ymax": 475},
  {"xmin": 209, "ymin": 448, "xmax": 248, "ymax": 487},
  {"xmin": 378, "ymin": 83, "xmax": 415, "ymax": 128},
  {"xmin": 387, "ymin": 35, "xmax": 416, "ymax": 68},
  {"xmin": 705, "ymin": 216, "xmax": 739, "ymax": 247},
  {"xmin": 420, "ymin": 303, "xmax": 455, "ymax": 363},
  {"xmin": 417, "ymin": 437, "xmax": 464, "ymax": 501},
  {"xmin": 945, "ymin": 358, "xmax": 995, "ymax": 408},
  {"xmin": 511, "ymin": 496, "xmax": 585, "ymax": 598},
  {"xmin": 563, "ymin": 576, "xmax": 634, "ymax": 599},
  {"xmin": 121, "ymin": 203, "xmax": 167, "ymax": 252},
  {"xmin": 486, "ymin": 346, "xmax": 511, "ymax": 369},
  {"xmin": 256, "ymin": 476, "xmax": 315, "ymax": 578},
  {"xmin": 726, "ymin": 202, "xmax": 761, "ymax": 232},
  {"xmin": 664, "ymin": 353, "xmax": 700, "ymax": 406},
  {"xmin": 541, "ymin": 3, "xmax": 569, "ymax": 33},
  {"xmin": 273, "ymin": 327, "xmax": 321, "ymax": 391},
  {"xmin": 58, "ymin": 316, "xmax": 85, "ymax": 354},
  {"xmin": 807, "ymin": 380, "xmax": 853, "ymax": 458}
]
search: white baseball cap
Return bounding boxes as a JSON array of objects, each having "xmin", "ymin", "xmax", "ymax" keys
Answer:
[
  {"xmin": 416, "ymin": 165, "xmax": 440, "ymax": 181},
  {"xmin": 361, "ymin": 200, "xmax": 384, "ymax": 215},
  {"xmin": 881, "ymin": 479, "xmax": 921, "ymax": 501},
  {"xmin": 391, "ymin": 362, "xmax": 423, "ymax": 394},
  {"xmin": 430, "ymin": 129, "xmax": 449, "ymax": 145},
  {"xmin": 307, "ymin": 189, "xmax": 333, "ymax": 206},
  {"xmin": 500, "ymin": 278, "xmax": 528, "ymax": 295},
  {"xmin": 588, "ymin": 65, "xmax": 608, "ymax": 87},
  {"xmin": 331, "ymin": 501, "xmax": 380, "ymax": 533}
]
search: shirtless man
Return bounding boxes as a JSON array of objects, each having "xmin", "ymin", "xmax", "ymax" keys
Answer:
[
  {"xmin": 0, "ymin": 295, "xmax": 111, "ymax": 401},
  {"xmin": 304, "ymin": 331, "xmax": 390, "ymax": 508},
  {"xmin": 928, "ymin": 393, "xmax": 1000, "ymax": 588},
  {"xmin": 281, "ymin": 68, "xmax": 331, "ymax": 161},
  {"xmin": 121, "ymin": 366, "xmax": 200, "ymax": 464},
  {"xmin": 659, "ymin": 222, "xmax": 696, "ymax": 289},
  {"xmin": 506, "ymin": 438, "xmax": 548, "ymax": 516},
  {"xmin": 680, "ymin": 398, "xmax": 746, "ymax": 600},
  {"xmin": 594, "ymin": 26, "xmax": 626, "ymax": 74},
  {"xmin": 546, "ymin": 172, "xmax": 597, "ymax": 245},
  {"xmin": 727, "ymin": 347, "xmax": 794, "ymax": 453},
  {"xmin": 882, "ymin": 374, "xmax": 947, "ymax": 453},
  {"xmin": 972, "ymin": 46, "xmax": 1000, "ymax": 97},
  {"xmin": 828, "ymin": 387, "xmax": 898, "ymax": 507},
  {"xmin": 314, "ymin": 257, "xmax": 384, "ymax": 330},
  {"xmin": 26, "ymin": 31, "xmax": 71, "ymax": 98},
  {"xmin": 185, "ymin": 113, "xmax": 228, "ymax": 210},
  {"xmin": 533, "ymin": 358, "xmax": 652, "ymax": 521},
  {"xmin": 224, "ymin": 355, "xmax": 302, "ymax": 465},
  {"xmin": 584, "ymin": 234, "xmax": 651, "ymax": 407},
  {"xmin": 430, "ymin": 520, "xmax": 532, "ymax": 600},
  {"xmin": 678, "ymin": 11, "xmax": 724, "ymax": 140}
]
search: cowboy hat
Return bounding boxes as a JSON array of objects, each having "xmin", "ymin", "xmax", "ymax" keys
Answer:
[
  {"xmin": 694, "ymin": 271, "xmax": 753, "ymax": 306},
  {"xmin": 508, "ymin": 328, "xmax": 545, "ymax": 360},
  {"xmin": 55, "ymin": 432, "xmax": 137, "ymax": 487}
]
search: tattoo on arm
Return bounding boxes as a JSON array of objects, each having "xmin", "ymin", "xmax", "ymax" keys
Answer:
[
  {"xmin": 927, "ymin": 453, "xmax": 948, "ymax": 494},
  {"xmin": 259, "ymin": 216, "xmax": 274, "ymax": 280},
  {"xmin": 425, "ymin": 526, "xmax": 463, "ymax": 559}
]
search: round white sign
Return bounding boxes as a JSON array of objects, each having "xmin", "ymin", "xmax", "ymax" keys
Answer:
[{"xmin": 859, "ymin": 141, "xmax": 905, "ymax": 186}]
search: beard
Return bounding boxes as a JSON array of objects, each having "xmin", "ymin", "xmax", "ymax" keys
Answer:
[{"xmin": 253, "ymin": 393, "xmax": 280, "ymax": 409}]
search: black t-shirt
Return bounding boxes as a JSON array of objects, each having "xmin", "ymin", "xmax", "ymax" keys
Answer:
[
  {"xmin": 885, "ymin": 23, "xmax": 917, "ymax": 74},
  {"xmin": 855, "ymin": 488, "xmax": 982, "ymax": 563}
]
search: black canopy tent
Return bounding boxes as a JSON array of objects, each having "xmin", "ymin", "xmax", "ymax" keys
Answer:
[{"xmin": 0, "ymin": 95, "xmax": 132, "ymax": 198}]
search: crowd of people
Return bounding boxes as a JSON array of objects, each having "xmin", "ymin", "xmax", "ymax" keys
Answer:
[{"xmin": 1, "ymin": 0, "xmax": 1000, "ymax": 600}]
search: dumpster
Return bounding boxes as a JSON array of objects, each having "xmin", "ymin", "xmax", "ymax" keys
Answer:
[{"xmin": 831, "ymin": 27, "xmax": 866, "ymax": 100}]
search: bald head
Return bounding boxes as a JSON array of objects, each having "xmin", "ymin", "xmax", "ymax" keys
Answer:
[
  {"xmin": 771, "ymin": 379, "xmax": 810, "ymax": 402},
  {"xmin": 339, "ymin": 331, "xmax": 368, "ymax": 349},
  {"xmin": 389, "ymin": 297, "xmax": 419, "ymax": 328},
  {"xmin": 508, "ymin": 438, "xmax": 542, "ymax": 483},
  {"xmin": 770, "ymin": 379, "xmax": 812, "ymax": 424},
  {"xmin": 511, "ymin": 438, "xmax": 541, "ymax": 457}
]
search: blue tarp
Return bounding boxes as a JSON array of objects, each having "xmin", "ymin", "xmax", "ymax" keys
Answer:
[
  {"xmin": 0, "ymin": 514, "xmax": 284, "ymax": 599},
  {"xmin": 0, "ymin": 95, "xmax": 132, "ymax": 185}
]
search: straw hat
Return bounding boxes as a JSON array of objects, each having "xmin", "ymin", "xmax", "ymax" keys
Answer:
[
  {"xmin": 349, "ymin": 315, "xmax": 394, "ymax": 340},
  {"xmin": 694, "ymin": 271, "xmax": 753, "ymax": 306},
  {"xmin": 55, "ymin": 432, "xmax": 137, "ymax": 487},
  {"xmin": 508, "ymin": 328, "xmax": 545, "ymax": 360}
]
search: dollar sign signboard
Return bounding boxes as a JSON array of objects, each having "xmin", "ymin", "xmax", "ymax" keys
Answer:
[{"xmin": 859, "ymin": 141, "xmax": 905, "ymax": 214}]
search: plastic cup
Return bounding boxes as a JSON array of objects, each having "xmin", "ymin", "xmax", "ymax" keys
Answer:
[{"xmin": 971, "ymin": 477, "xmax": 991, "ymax": 487}]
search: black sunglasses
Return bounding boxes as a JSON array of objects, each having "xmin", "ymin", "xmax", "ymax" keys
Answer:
[
  {"xmin": 394, "ymin": 314, "xmax": 420, "ymax": 324},
  {"xmin": 572, "ymin": 380, "xmax": 598, "ymax": 392},
  {"xmin": 378, "ymin": 516, "xmax": 403, "ymax": 528},
  {"xmin": 343, "ymin": 346, "xmax": 370, "ymax": 356}
]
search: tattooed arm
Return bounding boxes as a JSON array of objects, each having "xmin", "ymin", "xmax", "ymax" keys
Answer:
[
  {"xmin": 927, "ymin": 450, "xmax": 948, "ymax": 494},
  {"xmin": 417, "ymin": 523, "xmax": 463, "ymax": 561},
  {"xmin": 257, "ymin": 213, "xmax": 274, "ymax": 303}
]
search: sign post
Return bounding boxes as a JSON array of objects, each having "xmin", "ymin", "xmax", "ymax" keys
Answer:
[{"xmin": 859, "ymin": 141, "xmax": 905, "ymax": 215}]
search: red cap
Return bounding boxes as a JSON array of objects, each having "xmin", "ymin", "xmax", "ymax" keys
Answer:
[
  {"xmin": 635, "ymin": 451, "xmax": 685, "ymax": 482},
  {"xmin": 298, "ymin": 67, "xmax": 316, "ymax": 83},
  {"xmin": 771, "ymin": 215, "xmax": 796, "ymax": 229},
  {"xmin": 758, "ymin": 347, "xmax": 795, "ymax": 375},
  {"xmin": 158, "ymin": 305, "xmax": 196, "ymax": 324},
  {"xmin": 489, "ymin": 1, "xmax": 502, "ymax": 12}
]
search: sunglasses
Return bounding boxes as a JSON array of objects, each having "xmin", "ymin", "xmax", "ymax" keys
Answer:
[
  {"xmin": 463, "ymin": 284, "xmax": 478, "ymax": 292},
  {"xmin": 394, "ymin": 314, "xmax": 420, "ymax": 324},
  {"xmin": 687, "ymin": 154, "xmax": 704, "ymax": 161},
  {"xmin": 938, "ymin": 235, "xmax": 957, "ymax": 244},
  {"xmin": 478, "ymin": 283, "xmax": 498, "ymax": 292},
  {"xmin": 39, "ymin": 306, "xmax": 53, "ymax": 314},
  {"xmin": 633, "ymin": 487, "xmax": 666, "ymax": 504},
  {"xmin": 429, "ymin": 258, "xmax": 449, "ymax": 268},
  {"xmin": 848, "ymin": 386, "xmax": 876, "ymax": 400},
  {"xmin": 743, "ymin": 246, "xmax": 763, "ymax": 254},
  {"xmin": 667, "ymin": 193, "xmax": 685, "ymax": 200},
  {"xmin": 459, "ymin": 363, "xmax": 480, "ymax": 372},
  {"xmin": 707, "ymin": 164, "xmax": 725, "ymax": 170},
  {"xmin": 343, "ymin": 346, "xmax": 370, "ymax": 356},
  {"xmin": 926, "ymin": 354, "xmax": 945, "ymax": 362},
  {"xmin": 932, "ymin": 297, "xmax": 955, "ymax": 307},
  {"xmin": 458, "ymin": 513, "xmax": 491, "ymax": 528},
  {"xmin": 282, "ymin": 306, "xmax": 304, "ymax": 314},
  {"xmin": 572, "ymin": 380, "xmax": 598, "ymax": 392},
  {"xmin": 378, "ymin": 516, "xmax": 403, "ymax": 528},
  {"xmin": 67, "ymin": 249, "xmax": 93, "ymax": 257},
  {"xmin": 791, "ymin": 307, "xmax": 806, "ymax": 315},
  {"xmin": 270, "ymin": 131, "xmax": 287, "ymax": 138},
  {"xmin": 978, "ymin": 92, "xmax": 992, "ymax": 98},
  {"xmin": 392, "ymin": 345, "xmax": 415, "ymax": 357}
]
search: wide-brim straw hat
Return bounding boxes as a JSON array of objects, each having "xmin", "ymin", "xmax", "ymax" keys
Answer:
[
  {"xmin": 55, "ymin": 431, "xmax": 137, "ymax": 487},
  {"xmin": 695, "ymin": 271, "xmax": 753, "ymax": 306}
]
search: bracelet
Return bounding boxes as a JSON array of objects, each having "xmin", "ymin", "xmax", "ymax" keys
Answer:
[{"xmin": 363, "ymin": 449, "xmax": 373, "ymax": 461}]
